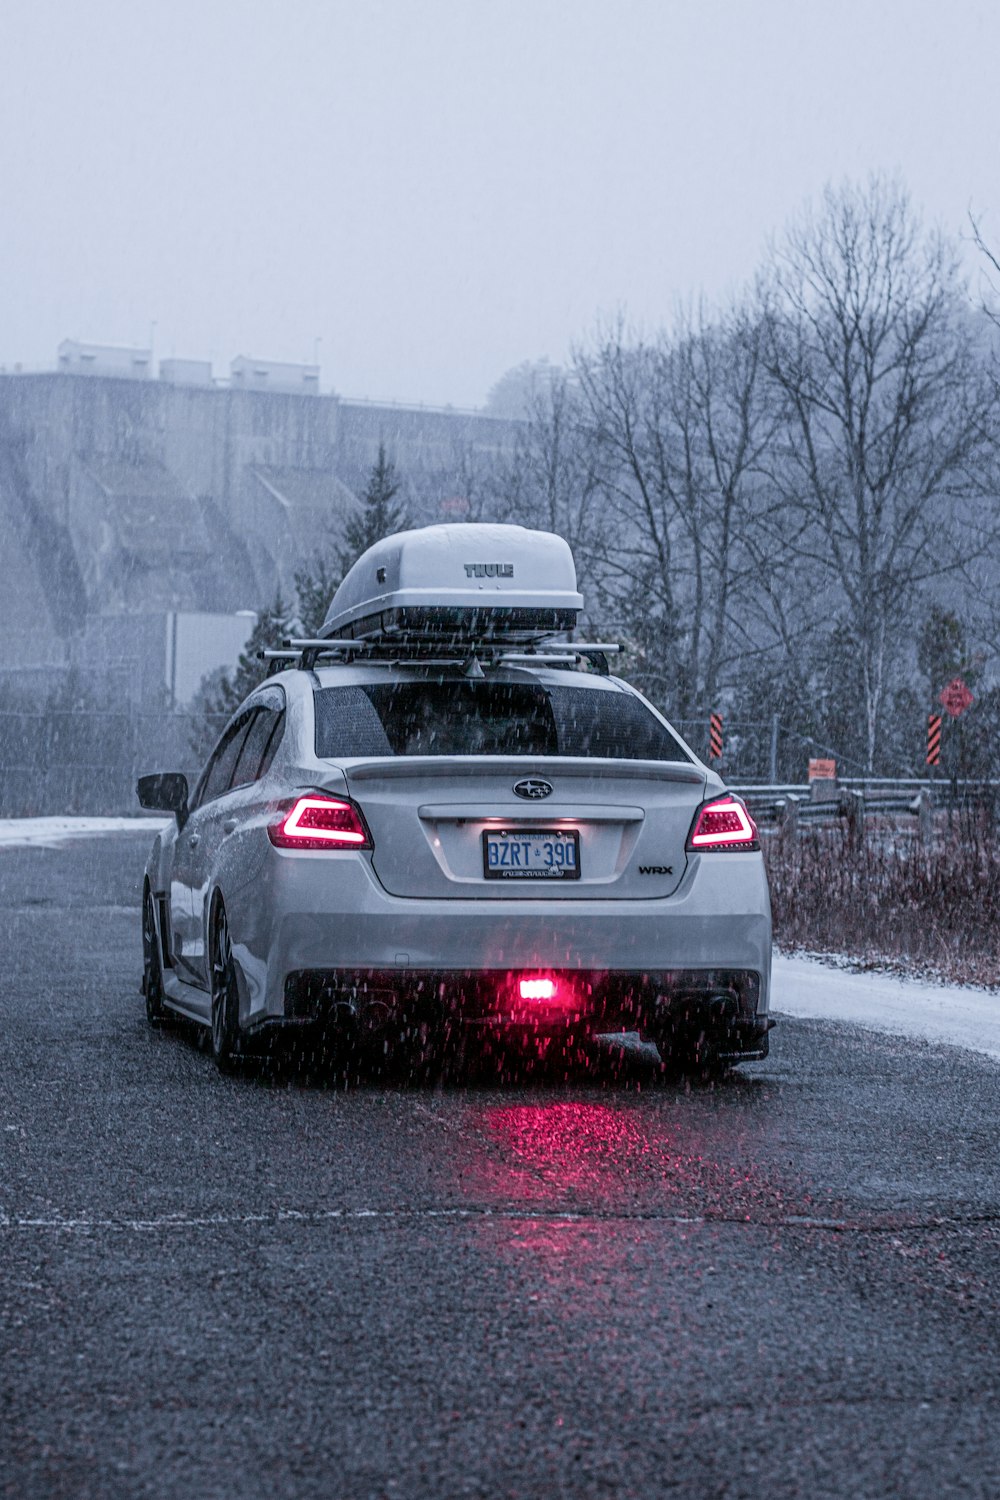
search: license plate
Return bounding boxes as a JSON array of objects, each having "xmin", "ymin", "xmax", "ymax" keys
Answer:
[{"xmin": 482, "ymin": 829, "xmax": 580, "ymax": 880}]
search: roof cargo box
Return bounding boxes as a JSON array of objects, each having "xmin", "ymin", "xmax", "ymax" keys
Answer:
[{"xmin": 321, "ymin": 523, "xmax": 584, "ymax": 643}]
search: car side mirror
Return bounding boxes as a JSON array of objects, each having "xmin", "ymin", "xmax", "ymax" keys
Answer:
[{"xmin": 137, "ymin": 772, "xmax": 189, "ymax": 824}]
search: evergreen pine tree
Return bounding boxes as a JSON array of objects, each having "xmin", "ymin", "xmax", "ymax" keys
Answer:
[
  {"xmin": 917, "ymin": 606, "xmax": 966, "ymax": 702},
  {"xmin": 294, "ymin": 445, "xmax": 409, "ymax": 636},
  {"xmin": 339, "ymin": 443, "xmax": 409, "ymax": 572},
  {"xmin": 293, "ymin": 554, "xmax": 342, "ymax": 638},
  {"xmin": 189, "ymin": 593, "xmax": 293, "ymax": 757},
  {"xmin": 916, "ymin": 607, "xmax": 984, "ymax": 780}
]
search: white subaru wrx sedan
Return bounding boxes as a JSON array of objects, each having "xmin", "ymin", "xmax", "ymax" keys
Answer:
[{"xmin": 138, "ymin": 524, "xmax": 772, "ymax": 1072}]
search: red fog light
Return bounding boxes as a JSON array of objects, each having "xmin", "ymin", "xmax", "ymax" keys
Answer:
[{"xmin": 519, "ymin": 977, "xmax": 558, "ymax": 1001}]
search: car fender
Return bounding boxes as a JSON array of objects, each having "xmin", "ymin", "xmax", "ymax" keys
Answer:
[
  {"xmin": 203, "ymin": 878, "xmax": 261, "ymax": 1023},
  {"xmin": 144, "ymin": 824, "xmax": 177, "ymax": 894},
  {"xmin": 143, "ymin": 835, "xmax": 161, "ymax": 891}
]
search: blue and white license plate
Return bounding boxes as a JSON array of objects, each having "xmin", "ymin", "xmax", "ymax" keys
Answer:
[{"xmin": 482, "ymin": 829, "xmax": 580, "ymax": 880}]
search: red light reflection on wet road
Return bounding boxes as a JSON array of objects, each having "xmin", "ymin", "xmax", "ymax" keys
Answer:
[
  {"xmin": 453, "ymin": 1094, "xmax": 826, "ymax": 1327},
  {"xmin": 461, "ymin": 1100, "xmax": 730, "ymax": 1297},
  {"xmin": 481, "ymin": 1102, "xmax": 665, "ymax": 1202},
  {"xmin": 458, "ymin": 1094, "xmax": 812, "ymax": 1230}
]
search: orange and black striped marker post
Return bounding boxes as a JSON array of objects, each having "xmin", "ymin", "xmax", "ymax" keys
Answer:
[
  {"xmin": 709, "ymin": 712, "xmax": 723, "ymax": 761},
  {"xmin": 926, "ymin": 713, "xmax": 942, "ymax": 767}
]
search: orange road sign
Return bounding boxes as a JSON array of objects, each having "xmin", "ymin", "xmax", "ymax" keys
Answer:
[{"xmin": 808, "ymin": 758, "xmax": 837, "ymax": 781}]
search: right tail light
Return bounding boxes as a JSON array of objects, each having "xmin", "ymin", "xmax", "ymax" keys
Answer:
[{"xmin": 686, "ymin": 795, "xmax": 760, "ymax": 852}]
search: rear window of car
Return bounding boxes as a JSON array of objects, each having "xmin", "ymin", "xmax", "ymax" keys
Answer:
[{"xmin": 313, "ymin": 682, "xmax": 691, "ymax": 762}]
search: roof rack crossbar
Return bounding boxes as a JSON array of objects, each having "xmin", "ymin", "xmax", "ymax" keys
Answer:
[
  {"xmin": 261, "ymin": 638, "xmax": 622, "ymax": 674},
  {"xmin": 282, "ymin": 638, "xmax": 364, "ymax": 651}
]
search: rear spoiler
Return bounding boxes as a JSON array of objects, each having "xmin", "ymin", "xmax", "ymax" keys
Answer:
[{"xmin": 342, "ymin": 757, "xmax": 706, "ymax": 785}]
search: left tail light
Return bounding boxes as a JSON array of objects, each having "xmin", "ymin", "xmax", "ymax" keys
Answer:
[
  {"xmin": 686, "ymin": 794, "xmax": 760, "ymax": 852},
  {"xmin": 269, "ymin": 795, "xmax": 372, "ymax": 850}
]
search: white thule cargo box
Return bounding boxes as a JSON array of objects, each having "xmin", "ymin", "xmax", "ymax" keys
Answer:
[{"xmin": 321, "ymin": 523, "xmax": 584, "ymax": 643}]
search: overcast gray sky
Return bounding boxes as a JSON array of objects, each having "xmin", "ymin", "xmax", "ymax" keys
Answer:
[{"xmin": 2, "ymin": 0, "xmax": 998, "ymax": 407}]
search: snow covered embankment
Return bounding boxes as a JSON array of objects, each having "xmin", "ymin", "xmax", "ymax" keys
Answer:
[
  {"xmin": 773, "ymin": 952, "xmax": 1000, "ymax": 1062},
  {"xmin": 0, "ymin": 816, "xmax": 171, "ymax": 849}
]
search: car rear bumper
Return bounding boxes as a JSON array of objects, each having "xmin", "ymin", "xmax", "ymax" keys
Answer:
[
  {"xmin": 276, "ymin": 965, "xmax": 773, "ymax": 1060},
  {"xmin": 232, "ymin": 849, "xmax": 772, "ymax": 1031}
]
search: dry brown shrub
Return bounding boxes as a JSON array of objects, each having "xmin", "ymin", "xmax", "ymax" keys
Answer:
[{"xmin": 763, "ymin": 814, "xmax": 1000, "ymax": 987}]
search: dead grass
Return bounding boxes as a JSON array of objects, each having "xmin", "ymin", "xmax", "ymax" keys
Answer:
[{"xmin": 763, "ymin": 817, "xmax": 1000, "ymax": 988}]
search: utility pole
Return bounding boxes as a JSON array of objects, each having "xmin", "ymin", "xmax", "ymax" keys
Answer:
[{"xmin": 769, "ymin": 714, "xmax": 779, "ymax": 784}]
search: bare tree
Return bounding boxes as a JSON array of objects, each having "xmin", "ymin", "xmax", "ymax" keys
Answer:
[
  {"xmin": 436, "ymin": 433, "xmax": 512, "ymax": 525},
  {"xmin": 969, "ymin": 211, "xmax": 1000, "ymax": 330},
  {"xmin": 761, "ymin": 178, "xmax": 998, "ymax": 770},
  {"xmin": 570, "ymin": 307, "xmax": 778, "ymax": 717},
  {"xmin": 492, "ymin": 369, "xmax": 606, "ymax": 617}
]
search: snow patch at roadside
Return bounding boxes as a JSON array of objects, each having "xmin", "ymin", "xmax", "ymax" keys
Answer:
[
  {"xmin": 0, "ymin": 816, "xmax": 171, "ymax": 849},
  {"xmin": 773, "ymin": 951, "xmax": 1000, "ymax": 1061}
]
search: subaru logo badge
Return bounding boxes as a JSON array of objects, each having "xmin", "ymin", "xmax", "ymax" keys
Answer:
[{"xmin": 513, "ymin": 778, "xmax": 553, "ymax": 800}]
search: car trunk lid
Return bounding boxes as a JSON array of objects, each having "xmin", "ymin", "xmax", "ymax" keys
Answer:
[{"xmin": 341, "ymin": 756, "xmax": 706, "ymax": 899}]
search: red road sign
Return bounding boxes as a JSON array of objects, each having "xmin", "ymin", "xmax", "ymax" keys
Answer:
[{"xmin": 938, "ymin": 677, "xmax": 974, "ymax": 718}]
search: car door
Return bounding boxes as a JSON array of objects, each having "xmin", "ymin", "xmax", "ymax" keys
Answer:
[
  {"xmin": 173, "ymin": 692, "xmax": 286, "ymax": 986},
  {"xmin": 172, "ymin": 710, "xmax": 258, "ymax": 983}
]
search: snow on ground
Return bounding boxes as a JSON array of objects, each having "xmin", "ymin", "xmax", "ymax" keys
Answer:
[
  {"xmin": 0, "ymin": 816, "xmax": 171, "ymax": 849},
  {"xmin": 773, "ymin": 952, "xmax": 1000, "ymax": 1062}
]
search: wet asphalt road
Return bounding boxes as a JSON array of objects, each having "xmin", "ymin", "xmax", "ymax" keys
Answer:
[{"xmin": 2, "ymin": 836, "xmax": 1000, "ymax": 1499}]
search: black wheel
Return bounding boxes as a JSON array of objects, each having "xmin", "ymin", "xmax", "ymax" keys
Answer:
[
  {"xmin": 142, "ymin": 887, "xmax": 169, "ymax": 1027},
  {"xmin": 210, "ymin": 901, "xmax": 243, "ymax": 1073}
]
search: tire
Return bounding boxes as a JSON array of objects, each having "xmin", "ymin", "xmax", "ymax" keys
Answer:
[
  {"xmin": 209, "ymin": 900, "xmax": 244, "ymax": 1074},
  {"xmin": 142, "ymin": 887, "xmax": 169, "ymax": 1027}
]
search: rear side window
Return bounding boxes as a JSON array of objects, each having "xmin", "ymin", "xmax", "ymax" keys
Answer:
[
  {"xmin": 231, "ymin": 708, "xmax": 284, "ymax": 789},
  {"xmin": 256, "ymin": 710, "xmax": 285, "ymax": 779},
  {"xmin": 198, "ymin": 712, "xmax": 255, "ymax": 805},
  {"xmin": 314, "ymin": 682, "xmax": 690, "ymax": 762}
]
